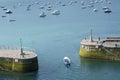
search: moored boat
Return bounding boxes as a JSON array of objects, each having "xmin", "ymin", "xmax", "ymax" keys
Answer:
[
  {"xmin": 51, "ymin": 10, "xmax": 60, "ymax": 15},
  {"xmin": 5, "ymin": 10, "xmax": 12, "ymax": 14},
  {"xmin": 104, "ymin": 8, "xmax": 112, "ymax": 13},
  {"xmin": 39, "ymin": 12, "xmax": 46, "ymax": 17}
]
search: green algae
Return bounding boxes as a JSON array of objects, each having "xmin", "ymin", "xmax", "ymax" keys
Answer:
[{"xmin": 80, "ymin": 48, "xmax": 120, "ymax": 61}]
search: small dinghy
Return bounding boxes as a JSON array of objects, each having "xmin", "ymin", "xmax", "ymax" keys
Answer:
[{"xmin": 63, "ymin": 57, "xmax": 71, "ymax": 67}]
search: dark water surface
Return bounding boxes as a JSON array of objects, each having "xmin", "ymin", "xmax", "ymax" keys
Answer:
[{"xmin": 0, "ymin": 0, "xmax": 120, "ymax": 80}]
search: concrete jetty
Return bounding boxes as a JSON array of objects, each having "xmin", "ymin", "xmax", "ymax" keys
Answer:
[
  {"xmin": 0, "ymin": 46, "xmax": 38, "ymax": 72},
  {"xmin": 80, "ymin": 30, "xmax": 120, "ymax": 61}
]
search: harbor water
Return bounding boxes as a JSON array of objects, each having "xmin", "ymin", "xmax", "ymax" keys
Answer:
[{"xmin": 0, "ymin": 0, "xmax": 120, "ymax": 80}]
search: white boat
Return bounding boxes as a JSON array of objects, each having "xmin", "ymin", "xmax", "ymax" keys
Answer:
[
  {"xmin": 61, "ymin": 3, "xmax": 66, "ymax": 6},
  {"xmin": 39, "ymin": 12, "xmax": 46, "ymax": 17},
  {"xmin": 87, "ymin": 4, "xmax": 94, "ymax": 8},
  {"xmin": 2, "ymin": 15, "xmax": 6, "ymax": 18},
  {"xmin": 95, "ymin": 0, "xmax": 99, "ymax": 3},
  {"xmin": 47, "ymin": 8, "xmax": 52, "ymax": 11},
  {"xmin": 81, "ymin": 6, "xmax": 86, "ymax": 9},
  {"xmin": 3, "ymin": 7, "xmax": 7, "ymax": 10},
  {"xmin": 68, "ymin": 1, "xmax": 73, "ymax": 5},
  {"xmin": 5, "ymin": 10, "xmax": 12, "ymax": 14},
  {"xmin": 104, "ymin": 8, "xmax": 111, "ymax": 13},
  {"xmin": 107, "ymin": 1, "xmax": 111, "ymax": 4},
  {"xmin": 63, "ymin": 57, "xmax": 71, "ymax": 67},
  {"xmin": 80, "ymin": 1, "xmax": 85, "ymax": 5},
  {"xmin": 51, "ymin": 10, "xmax": 60, "ymax": 15},
  {"xmin": 102, "ymin": 6, "xmax": 109, "ymax": 10},
  {"xmin": 93, "ymin": 8, "xmax": 98, "ymax": 12},
  {"xmin": 39, "ymin": 6, "xmax": 45, "ymax": 9}
]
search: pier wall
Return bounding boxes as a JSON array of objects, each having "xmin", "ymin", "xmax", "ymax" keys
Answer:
[
  {"xmin": 80, "ymin": 47, "xmax": 120, "ymax": 61},
  {"xmin": 0, "ymin": 57, "xmax": 38, "ymax": 72}
]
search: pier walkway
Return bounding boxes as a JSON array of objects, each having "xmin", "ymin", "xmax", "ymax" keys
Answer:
[{"xmin": 0, "ymin": 46, "xmax": 37, "ymax": 59}]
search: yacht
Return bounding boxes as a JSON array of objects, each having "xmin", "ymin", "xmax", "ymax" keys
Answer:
[{"xmin": 51, "ymin": 10, "xmax": 60, "ymax": 15}]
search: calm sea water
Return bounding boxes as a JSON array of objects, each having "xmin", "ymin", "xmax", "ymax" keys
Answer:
[{"xmin": 0, "ymin": 0, "xmax": 120, "ymax": 80}]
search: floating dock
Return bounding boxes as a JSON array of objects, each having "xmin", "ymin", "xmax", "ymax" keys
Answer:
[{"xmin": 0, "ymin": 46, "xmax": 38, "ymax": 72}]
